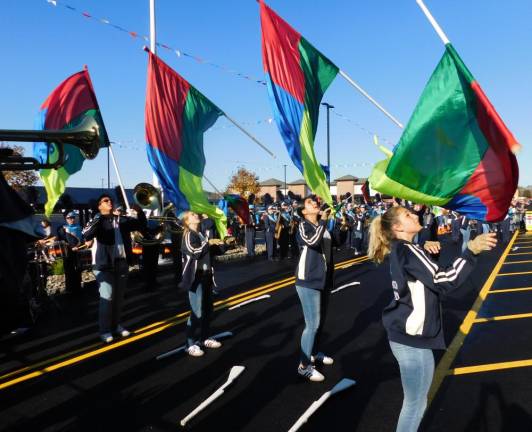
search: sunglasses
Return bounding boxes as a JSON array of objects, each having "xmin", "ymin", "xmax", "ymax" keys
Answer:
[{"xmin": 99, "ymin": 198, "xmax": 112, "ymax": 204}]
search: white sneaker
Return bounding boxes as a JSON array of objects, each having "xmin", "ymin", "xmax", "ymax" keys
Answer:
[
  {"xmin": 116, "ymin": 325, "xmax": 130, "ymax": 338},
  {"xmin": 186, "ymin": 344, "xmax": 205, "ymax": 357},
  {"xmin": 312, "ymin": 353, "xmax": 334, "ymax": 365},
  {"xmin": 203, "ymin": 338, "xmax": 222, "ymax": 349},
  {"xmin": 298, "ymin": 365, "xmax": 325, "ymax": 382},
  {"xmin": 100, "ymin": 333, "xmax": 113, "ymax": 344}
]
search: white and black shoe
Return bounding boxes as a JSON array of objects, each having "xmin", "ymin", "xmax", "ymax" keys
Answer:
[
  {"xmin": 311, "ymin": 353, "xmax": 334, "ymax": 365},
  {"xmin": 186, "ymin": 344, "xmax": 205, "ymax": 357},
  {"xmin": 298, "ymin": 365, "xmax": 325, "ymax": 382},
  {"xmin": 203, "ymin": 338, "xmax": 222, "ymax": 349}
]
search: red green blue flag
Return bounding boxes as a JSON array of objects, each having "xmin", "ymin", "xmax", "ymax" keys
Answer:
[
  {"xmin": 145, "ymin": 52, "xmax": 227, "ymax": 237},
  {"xmin": 260, "ymin": 1, "xmax": 338, "ymax": 205},
  {"xmin": 224, "ymin": 194, "xmax": 250, "ymax": 225},
  {"xmin": 369, "ymin": 44, "xmax": 519, "ymax": 222},
  {"xmin": 33, "ymin": 67, "xmax": 109, "ymax": 215}
]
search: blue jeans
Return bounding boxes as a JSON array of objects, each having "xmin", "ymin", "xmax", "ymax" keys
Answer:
[
  {"xmin": 296, "ymin": 285, "xmax": 328, "ymax": 367},
  {"xmin": 94, "ymin": 259, "xmax": 128, "ymax": 335},
  {"xmin": 186, "ymin": 279, "xmax": 213, "ymax": 347},
  {"xmin": 389, "ymin": 341, "xmax": 434, "ymax": 432}
]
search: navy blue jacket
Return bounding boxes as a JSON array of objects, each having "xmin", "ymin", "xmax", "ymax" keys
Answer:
[
  {"xmin": 295, "ymin": 219, "xmax": 334, "ymax": 291},
  {"xmin": 383, "ymin": 239, "xmax": 477, "ymax": 349},
  {"xmin": 180, "ymin": 230, "xmax": 224, "ymax": 291}
]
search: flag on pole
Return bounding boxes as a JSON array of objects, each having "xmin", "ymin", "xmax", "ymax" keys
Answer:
[
  {"xmin": 33, "ymin": 68, "xmax": 109, "ymax": 216},
  {"xmin": 260, "ymin": 0, "xmax": 338, "ymax": 205},
  {"xmin": 224, "ymin": 194, "xmax": 250, "ymax": 225},
  {"xmin": 369, "ymin": 44, "xmax": 519, "ymax": 222},
  {"xmin": 145, "ymin": 51, "xmax": 227, "ymax": 237}
]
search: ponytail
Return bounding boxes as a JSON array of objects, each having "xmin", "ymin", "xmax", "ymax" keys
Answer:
[{"xmin": 368, "ymin": 206, "xmax": 405, "ymax": 264}]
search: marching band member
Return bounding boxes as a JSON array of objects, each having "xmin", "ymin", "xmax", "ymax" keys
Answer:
[
  {"xmin": 245, "ymin": 206, "xmax": 256, "ymax": 258},
  {"xmin": 294, "ymin": 196, "xmax": 335, "ymax": 382},
  {"xmin": 368, "ymin": 206, "xmax": 496, "ymax": 432},
  {"xmin": 82, "ymin": 194, "xmax": 147, "ymax": 343},
  {"xmin": 263, "ymin": 205, "xmax": 278, "ymax": 261},
  {"xmin": 289, "ymin": 200, "xmax": 300, "ymax": 259},
  {"xmin": 180, "ymin": 211, "xmax": 226, "ymax": 357},
  {"xmin": 278, "ymin": 202, "xmax": 291, "ymax": 259},
  {"xmin": 352, "ymin": 206, "xmax": 365, "ymax": 256},
  {"xmin": 56, "ymin": 211, "xmax": 83, "ymax": 293}
]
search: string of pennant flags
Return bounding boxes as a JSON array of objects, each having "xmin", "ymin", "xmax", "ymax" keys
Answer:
[
  {"xmin": 44, "ymin": 0, "xmax": 396, "ymax": 151},
  {"xmin": 44, "ymin": 0, "xmax": 267, "ymax": 86}
]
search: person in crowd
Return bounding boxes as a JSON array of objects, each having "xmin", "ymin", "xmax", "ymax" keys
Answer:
[
  {"xmin": 39, "ymin": 218, "xmax": 53, "ymax": 242},
  {"xmin": 278, "ymin": 201, "xmax": 291, "ymax": 259},
  {"xmin": 56, "ymin": 211, "xmax": 83, "ymax": 293},
  {"xmin": 245, "ymin": 207, "xmax": 256, "ymax": 258},
  {"xmin": 368, "ymin": 205, "xmax": 496, "ymax": 432},
  {"xmin": 180, "ymin": 211, "xmax": 227, "ymax": 357},
  {"xmin": 294, "ymin": 196, "xmax": 335, "ymax": 382},
  {"xmin": 263, "ymin": 205, "xmax": 278, "ymax": 261},
  {"xmin": 352, "ymin": 206, "xmax": 365, "ymax": 256},
  {"xmin": 82, "ymin": 194, "xmax": 147, "ymax": 343},
  {"xmin": 289, "ymin": 200, "xmax": 300, "ymax": 259}
]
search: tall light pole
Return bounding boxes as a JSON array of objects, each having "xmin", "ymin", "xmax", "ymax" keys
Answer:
[
  {"xmin": 321, "ymin": 102, "xmax": 334, "ymax": 188},
  {"xmin": 283, "ymin": 164, "xmax": 287, "ymax": 199}
]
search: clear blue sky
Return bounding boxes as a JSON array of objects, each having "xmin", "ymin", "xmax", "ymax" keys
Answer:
[{"xmin": 2, "ymin": 0, "xmax": 531, "ymax": 192}]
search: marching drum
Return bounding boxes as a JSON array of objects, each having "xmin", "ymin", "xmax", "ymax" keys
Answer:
[
  {"xmin": 44, "ymin": 241, "xmax": 68, "ymax": 275},
  {"xmin": 45, "ymin": 240, "xmax": 69, "ymax": 259}
]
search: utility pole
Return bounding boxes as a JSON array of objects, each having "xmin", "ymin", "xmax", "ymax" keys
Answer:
[
  {"xmin": 283, "ymin": 164, "xmax": 287, "ymax": 199},
  {"xmin": 321, "ymin": 102, "xmax": 334, "ymax": 188}
]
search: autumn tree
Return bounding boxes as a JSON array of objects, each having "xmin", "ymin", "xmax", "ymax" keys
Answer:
[
  {"xmin": 225, "ymin": 166, "xmax": 260, "ymax": 198},
  {"xmin": 0, "ymin": 144, "xmax": 39, "ymax": 190}
]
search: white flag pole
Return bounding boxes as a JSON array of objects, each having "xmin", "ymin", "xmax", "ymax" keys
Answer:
[
  {"xmin": 223, "ymin": 113, "xmax": 277, "ymax": 159},
  {"xmin": 415, "ymin": 0, "xmax": 451, "ymax": 45},
  {"xmin": 338, "ymin": 70, "xmax": 403, "ymax": 129},
  {"xmin": 108, "ymin": 144, "xmax": 131, "ymax": 212}
]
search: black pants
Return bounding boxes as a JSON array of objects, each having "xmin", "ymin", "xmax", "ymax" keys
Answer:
[
  {"xmin": 64, "ymin": 253, "xmax": 82, "ymax": 293},
  {"xmin": 245, "ymin": 227, "xmax": 256, "ymax": 256},
  {"xmin": 265, "ymin": 232, "xmax": 276, "ymax": 260},
  {"xmin": 278, "ymin": 228, "xmax": 289, "ymax": 258},
  {"xmin": 142, "ymin": 244, "xmax": 159, "ymax": 288}
]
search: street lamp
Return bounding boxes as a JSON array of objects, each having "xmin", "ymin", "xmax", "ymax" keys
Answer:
[
  {"xmin": 283, "ymin": 164, "xmax": 287, "ymax": 199},
  {"xmin": 321, "ymin": 102, "xmax": 334, "ymax": 188}
]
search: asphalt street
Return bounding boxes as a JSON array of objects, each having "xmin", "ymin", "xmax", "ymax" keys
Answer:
[{"xmin": 1, "ymin": 232, "xmax": 530, "ymax": 431}]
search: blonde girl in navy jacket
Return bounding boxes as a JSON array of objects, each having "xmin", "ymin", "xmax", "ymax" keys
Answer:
[{"xmin": 368, "ymin": 206, "xmax": 496, "ymax": 432}]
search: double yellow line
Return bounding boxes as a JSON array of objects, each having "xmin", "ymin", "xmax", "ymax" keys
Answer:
[{"xmin": 0, "ymin": 255, "xmax": 368, "ymax": 391}]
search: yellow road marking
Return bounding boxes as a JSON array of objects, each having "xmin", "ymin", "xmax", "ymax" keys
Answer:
[
  {"xmin": 496, "ymin": 270, "xmax": 532, "ymax": 277},
  {"xmin": 427, "ymin": 230, "xmax": 518, "ymax": 405},
  {"xmin": 0, "ymin": 255, "xmax": 368, "ymax": 389},
  {"xmin": 474, "ymin": 312, "xmax": 532, "ymax": 323},
  {"xmin": 488, "ymin": 286, "xmax": 532, "ymax": 294},
  {"xmin": 503, "ymin": 260, "xmax": 532, "ymax": 265},
  {"xmin": 0, "ymin": 319, "xmax": 186, "ymax": 390},
  {"xmin": 449, "ymin": 359, "xmax": 532, "ymax": 376}
]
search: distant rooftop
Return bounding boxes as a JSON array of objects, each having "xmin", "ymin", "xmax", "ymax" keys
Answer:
[{"xmin": 259, "ymin": 178, "xmax": 283, "ymax": 186}]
